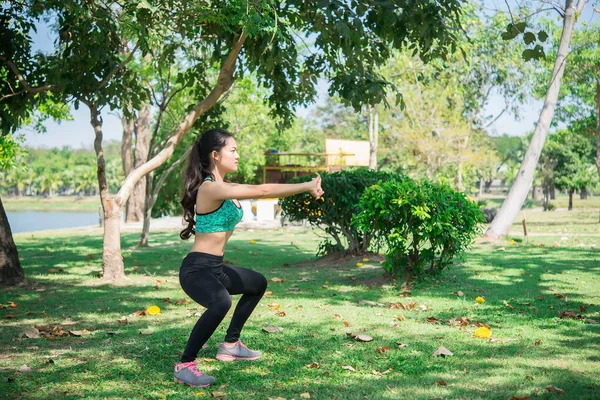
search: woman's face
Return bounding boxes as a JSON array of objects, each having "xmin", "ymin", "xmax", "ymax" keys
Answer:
[{"xmin": 214, "ymin": 137, "xmax": 239, "ymax": 173}]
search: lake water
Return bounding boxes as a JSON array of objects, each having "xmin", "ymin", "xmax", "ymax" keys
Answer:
[{"xmin": 6, "ymin": 210, "xmax": 102, "ymax": 234}]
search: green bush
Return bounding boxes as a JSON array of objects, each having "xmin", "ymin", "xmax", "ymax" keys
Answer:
[
  {"xmin": 354, "ymin": 178, "xmax": 486, "ymax": 279},
  {"xmin": 280, "ymin": 168, "xmax": 394, "ymax": 255}
]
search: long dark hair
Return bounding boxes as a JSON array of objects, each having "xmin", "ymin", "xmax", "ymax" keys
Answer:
[{"xmin": 180, "ymin": 128, "xmax": 234, "ymax": 240}]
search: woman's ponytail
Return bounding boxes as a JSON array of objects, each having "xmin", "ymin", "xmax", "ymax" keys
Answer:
[{"xmin": 179, "ymin": 128, "xmax": 234, "ymax": 240}]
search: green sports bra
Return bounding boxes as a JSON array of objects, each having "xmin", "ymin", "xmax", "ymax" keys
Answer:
[{"xmin": 195, "ymin": 178, "xmax": 243, "ymax": 233}]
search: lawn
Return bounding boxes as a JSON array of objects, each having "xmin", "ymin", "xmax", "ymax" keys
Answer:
[{"xmin": 1, "ymin": 225, "xmax": 599, "ymax": 400}]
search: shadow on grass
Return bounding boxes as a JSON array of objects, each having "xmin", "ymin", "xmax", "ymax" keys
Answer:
[{"xmin": 3, "ymin": 231, "xmax": 600, "ymax": 399}]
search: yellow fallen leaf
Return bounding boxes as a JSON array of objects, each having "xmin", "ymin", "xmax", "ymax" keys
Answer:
[
  {"xmin": 474, "ymin": 327, "xmax": 491, "ymax": 338},
  {"xmin": 356, "ymin": 263, "xmax": 364, "ymax": 267},
  {"xmin": 362, "ymin": 258, "xmax": 369, "ymax": 262},
  {"xmin": 475, "ymin": 296, "xmax": 485, "ymax": 304},
  {"xmin": 249, "ymin": 240, "xmax": 257, "ymax": 244},
  {"xmin": 146, "ymin": 305, "xmax": 161, "ymax": 315}
]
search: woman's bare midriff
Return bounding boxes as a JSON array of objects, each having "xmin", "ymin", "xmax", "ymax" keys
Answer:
[{"xmin": 191, "ymin": 231, "xmax": 234, "ymax": 256}]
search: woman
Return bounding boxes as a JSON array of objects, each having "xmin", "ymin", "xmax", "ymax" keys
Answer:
[{"xmin": 174, "ymin": 128, "xmax": 324, "ymax": 387}]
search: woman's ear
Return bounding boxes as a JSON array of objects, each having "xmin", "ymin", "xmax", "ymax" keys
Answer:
[{"xmin": 211, "ymin": 150, "xmax": 219, "ymax": 163}]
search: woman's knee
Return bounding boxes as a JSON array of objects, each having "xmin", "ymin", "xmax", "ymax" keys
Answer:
[
  {"xmin": 255, "ymin": 272, "xmax": 268, "ymax": 294},
  {"xmin": 210, "ymin": 293, "xmax": 232, "ymax": 315}
]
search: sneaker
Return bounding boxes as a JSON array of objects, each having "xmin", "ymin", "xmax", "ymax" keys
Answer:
[
  {"xmin": 216, "ymin": 340, "xmax": 262, "ymax": 361},
  {"xmin": 173, "ymin": 361, "xmax": 216, "ymax": 387}
]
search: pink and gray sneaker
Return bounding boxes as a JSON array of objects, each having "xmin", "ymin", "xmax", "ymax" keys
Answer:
[
  {"xmin": 173, "ymin": 361, "xmax": 216, "ymax": 387},
  {"xmin": 216, "ymin": 340, "xmax": 262, "ymax": 361}
]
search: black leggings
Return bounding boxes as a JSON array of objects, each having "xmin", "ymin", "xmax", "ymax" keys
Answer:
[{"xmin": 179, "ymin": 252, "xmax": 267, "ymax": 363}]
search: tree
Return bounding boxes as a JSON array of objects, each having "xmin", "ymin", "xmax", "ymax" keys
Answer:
[
  {"xmin": 540, "ymin": 21, "xmax": 600, "ymax": 181},
  {"xmin": 3, "ymin": 1, "xmax": 466, "ymax": 281},
  {"xmin": 485, "ymin": 0, "xmax": 587, "ymax": 239},
  {"xmin": 0, "ymin": 135, "xmax": 25, "ymax": 286}
]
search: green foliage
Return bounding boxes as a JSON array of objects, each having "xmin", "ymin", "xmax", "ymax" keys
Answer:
[
  {"xmin": 280, "ymin": 168, "xmax": 395, "ymax": 255},
  {"xmin": 0, "ymin": 143, "xmax": 123, "ymax": 196},
  {"xmin": 355, "ymin": 177, "xmax": 486, "ymax": 278}
]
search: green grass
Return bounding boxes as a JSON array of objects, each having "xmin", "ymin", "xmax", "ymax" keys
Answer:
[
  {"xmin": 3, "ymin": 195, "xmax": 100, "ymax": 212},
  {"xmin": 1, "ymin": 227, "xmax": 599, "ymax": 400}
]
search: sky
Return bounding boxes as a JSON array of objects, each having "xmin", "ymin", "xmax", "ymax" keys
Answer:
[{"xmin": 17, "ymin": 1, "xmax": 598, "ymax": 149}]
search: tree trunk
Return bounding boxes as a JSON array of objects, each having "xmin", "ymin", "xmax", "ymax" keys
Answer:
[
  {"xmin": 479, "ymin": 177, "xmax": 484, "ymax": 197},
  {"xmin": 368, "ymin": 105, "xmax": 379, "ymax": 171},
  {"xmin": 139, "ymin": 147, "xmax": 191, "ymax": 247},
  {"xmin": 121, "ymin": 108, "xmax": 134, "ymax": 220},
  {"xmin": 138, "ymin": 172, "xmax": 154, "ymax": 248},
  {"xmin": 126, "ymin": 103, "xmax": 151, "ymax": 223},
  {"xmin": 0, "ymin": 195, "xmax": 25, "ymax": 286},
  {"xmin": 484, "ymin": 179, "xmax": 493, "ymax": 193},
  {"xmin": 485, "ymin": 0, "xmax": 584, "ymax": 239},
  {"xmin": 89, "ymin": 103, "xmax": 126, "ymax": 281},
  {"xmin": 568, "ymin": 188, "xmax": 574, "ymax": 210},
  {"xmin": 580, "ymin": 186, "xmax": 587, "ymax": 200}
]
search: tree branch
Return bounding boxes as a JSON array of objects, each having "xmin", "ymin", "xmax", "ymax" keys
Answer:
[
  {"xmin": 0, "ymin": 56, "xmax": 57, "ymax": 97},
  {"xmin": 98, "ymin": 40, "xmax": 141, "ymax": 89},
  {"xmin": 116, "ymin": 31, "xmax": 248, "ymax": 204}
]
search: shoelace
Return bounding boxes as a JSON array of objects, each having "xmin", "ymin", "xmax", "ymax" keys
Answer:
[{"xmin": 177, "ymin": 361, "xmax": 204, "ymax": 377}]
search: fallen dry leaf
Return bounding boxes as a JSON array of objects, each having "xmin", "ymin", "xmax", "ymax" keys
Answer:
[
  {"xmin": 507, "ymin": 396, "xmax": 530, "ymax": 400},
  {"xmin": 426, "ymin": 316, "xmax": 441, "ymax": 324},
  {"xmin": 396, "ymin": 343, "xmax": 409, "ymax": 349},
  {"xmin": 175, "ymin": 298, "xmax": 191, "ymax": 305},
  {"xmin": 347, "ymin": 333, "xmax": 373, "ymax": 342},
  {"xmin": 211, "ymin": 392, "xmax": 227, "ymax": 398},
  {"xmin": 432, "ymin": 346, "xmax": 453, "ymax": 357},
  {"xmin": 342, "ymin": 365, "xmax": 356, "ymax": 371},
  {"xmin": 535, "ymin": 340, "xmax": 541, "ymax": 345},
  {"xmin": 300, "ymin": 393, "xmax": 311, "ymax": 399},
  {"xmin": 305, "ymin": 362, "xmax": 320, "ymax": 369},
  {"xmin": 474, "ymin": 327, "xmax": 491, "ymax": 339},
  {"xmin": 262, "ymin": 324, "xmax": 283, "ymax": 334},
  {"xmin": 270, "ymin": 277, "xmax": 287, "ymax": 283},
  {"xmin": 377, "ymin": 346, "xmax": 390, "ymax": 354},
  {"xmin": 69, "ymin": 329, "xmax": 89, "ymax": 337},
  {"xmin": 395, "ymin": 315, "xmax": 406, "ymax": 322},
  {"xmin": 546, "ymin": 385, "xmax": 566, "ymax": 395},
  {"xmin": 503, "ymin": 300, "xmax": 514, "ymax": 309},
  {"xmin": 146, "ymin": 305, "xmax": 160, "ymax": 315},
  {"xmin": 19, "ymin": 327, "xmax": 40, "ymax": 339},
  {"xmin": 130, "ymin": 310, "xmax": 148, "ymax": 317},
  {"xmin": 343, "ymin": 321, "xmax": 351, "ymax": 327},
  {"xmin": 333, "ymin": 314, "xmax": 342, "ymax": 320},
  {"xmin": 118, "ymin": 317, "xmax": 128, "ymax": 324},
  {"xmin": 139, "ymin": 329, "xmax": 154, "ymax": 335},
  {"xmin": 436, "ymin": 380, "xmax": 448, "ymax": 386},
  {"xmin": 19, "ymin": 364, "xmax": 32, "ymax": 373},
  {"xmin": 8, "ymin": 302, "xmax": 17, "ymax": 308},
  {"xmin": 454, "ymin": 291, "xmax": 464, "ymax": 297},
  {"xmin": 268, "ymin": 303, "xmax": 280, "ymax": 310},
  {"xmin": 275, "ymin": 311, "xmax": 286, "ymax": 317}
]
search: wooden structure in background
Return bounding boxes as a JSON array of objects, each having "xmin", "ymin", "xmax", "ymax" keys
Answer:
[{"xmin": 262, "ymin": 139, "xmax": 370, "ymax": 183}]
